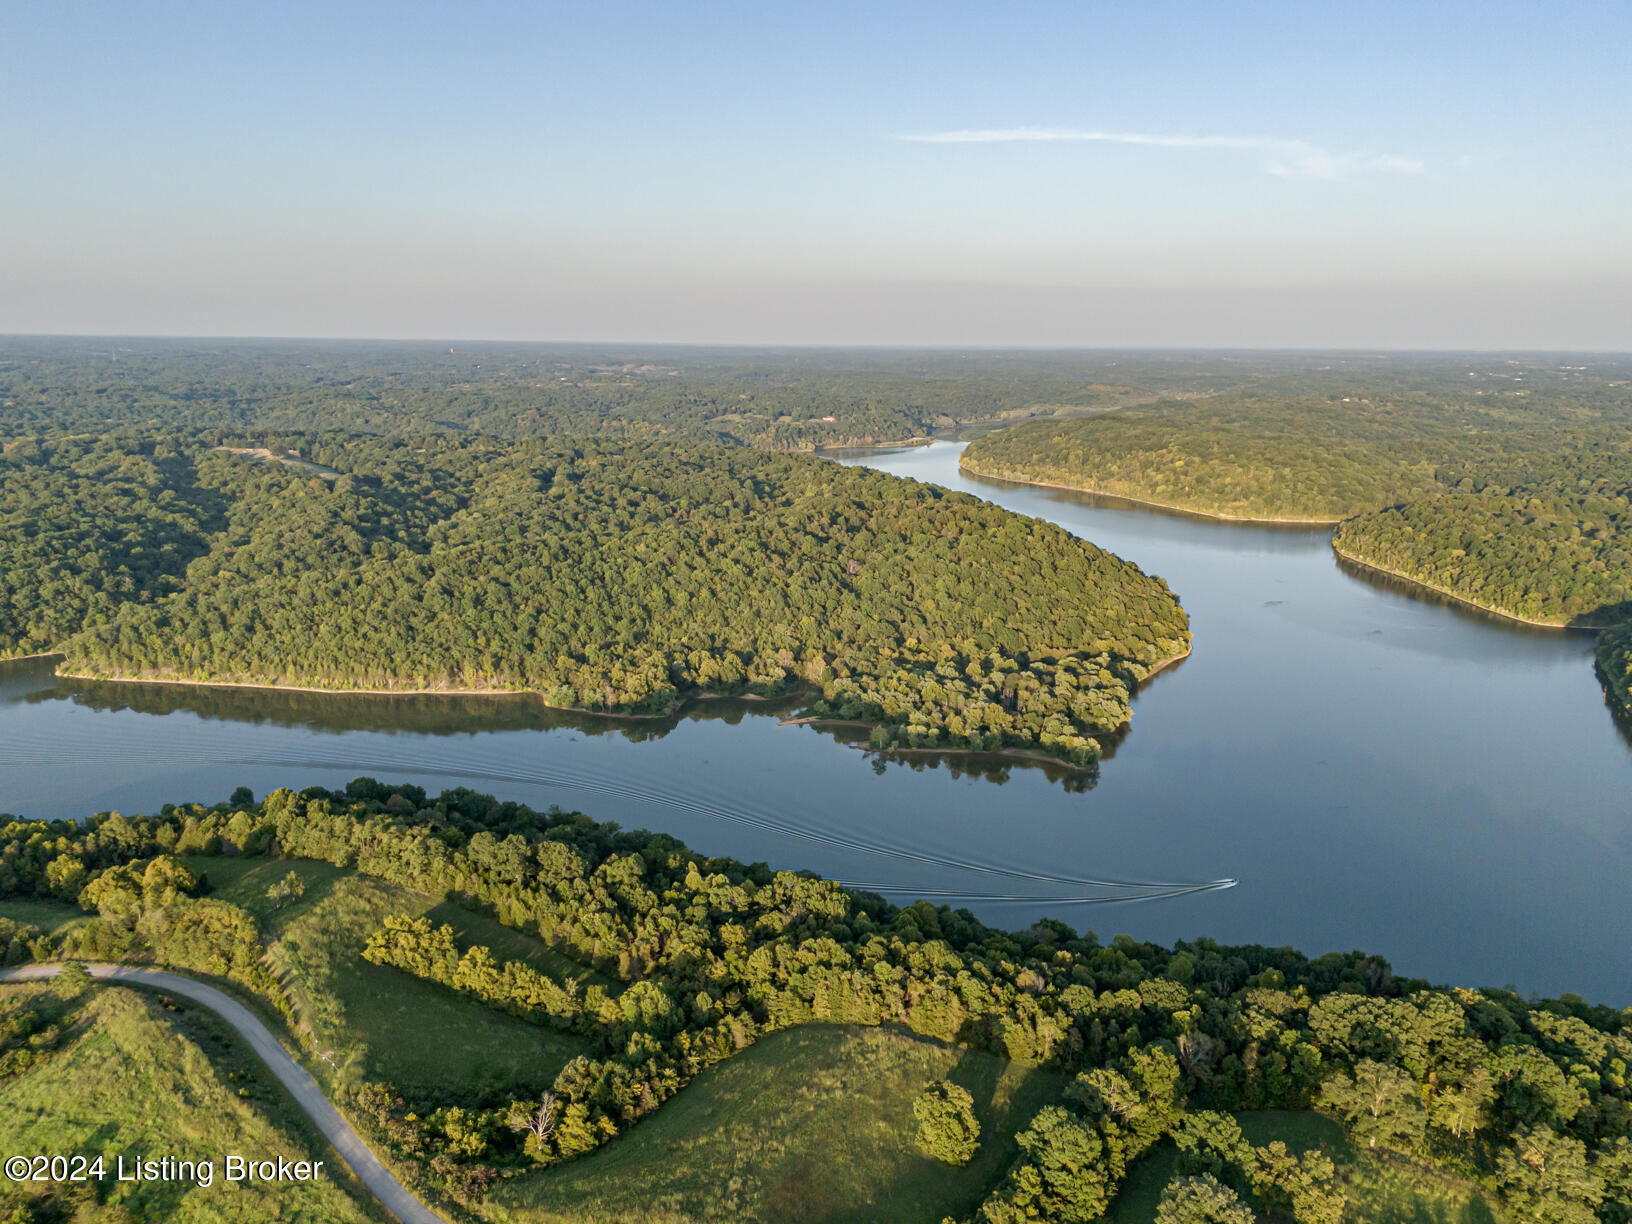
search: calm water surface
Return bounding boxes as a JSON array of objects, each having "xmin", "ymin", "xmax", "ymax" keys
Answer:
[{"xmin": 2, "ymin": 443, "xmax": 1628, "ymax": 1003}]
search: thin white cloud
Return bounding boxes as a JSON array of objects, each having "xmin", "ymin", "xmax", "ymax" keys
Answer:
[{"xmin": 899, "ymin": 127, "xmax": 1425, "ymax": 180}]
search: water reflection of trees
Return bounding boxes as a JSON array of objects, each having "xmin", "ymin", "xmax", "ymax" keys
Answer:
[
  {"xmin": 1601, "ymin": 687, "xmax": 1632, "ymax": 755},
  {"xmin": 29, "ymin": 673, "xmax": 1111, "ymax": 788},
  {"xmin": 1333, "ymin": 554, "xmax": 1580, "ymax": 635},
  {"xmin": 39, "ymin": 677, "xmax": 793, "ymax": 741},
  {"xmin": 870, "ymin": 750, "xmax": 1098, "ymax": 793},
  {"xmin": 0, "ymin": 656, "xmax": 62, "ymax": 702}
]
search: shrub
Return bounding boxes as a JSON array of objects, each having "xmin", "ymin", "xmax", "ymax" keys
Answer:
[{"xmin": 914, "ymin": 1080, "xmax": 980, "ymax": 1166}]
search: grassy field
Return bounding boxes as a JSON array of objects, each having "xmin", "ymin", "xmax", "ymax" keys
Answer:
[
  {"xmin": 0, "ymin": 896, "xmax": 92, "ymax": 937},
  {"xmin": 187, "ymin": 854, "xmax": 354, "ymax": 924},
  {"xmin": 1107, "ymin": 1109, "xmax": 1505, "ymax": 1224},
  {"xmin": 188, "ymin": 855, "xmax": 593, "ymax": 1097},
  {"xmin": 0, "ymin": 977, "xmax": 382, "ymax": 1223},
  {"xmin": 487, "ymin": 1023, "xmax": 1068, "ymax": 1224}
]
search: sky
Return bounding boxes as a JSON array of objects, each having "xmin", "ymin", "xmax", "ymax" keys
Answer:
[{"xmin": 2, "ymin": 1, "xmax": 1628, "ymax": 348}]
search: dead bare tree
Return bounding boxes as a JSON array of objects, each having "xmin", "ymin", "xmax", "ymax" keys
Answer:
[{"xmin": 510, "ymin": 1090, "xmax": 559, "ymax": 1142}]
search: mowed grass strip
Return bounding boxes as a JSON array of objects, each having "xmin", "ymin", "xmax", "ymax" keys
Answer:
[
  {"xmin": 1107, "ymin": 1109, "xmax": 1506, "ymax": 1224},
  {"xmin": 0, "ymin": 979, "xmax": 381, "ymax": 1223},
  {"xmin": 488, "ymin": 1023, "xmax": 1068, "ymax": 1224},
  {"xmin": 188, "ymin": 855, "xmax": 592, "ymax": 1095},
  {"xmin": 426, "ymin": 899, "xmax": 617, "ymax": 994},
  {"xmin": 190, "ymin": 855, "xmax": 608, "ymax": 987}
]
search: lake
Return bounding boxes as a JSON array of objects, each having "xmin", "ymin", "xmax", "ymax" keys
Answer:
[{"xmin": 2, "ymin": 442, "xmax": 1628, "ymax": 1004}]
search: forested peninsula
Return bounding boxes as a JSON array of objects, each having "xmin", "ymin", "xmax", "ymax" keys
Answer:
[
  {"xmin": 959, "ymin": 366, "xmax": 1632, "ymax": 689},
  {"xmin": 3, "ymin": 782, "xmax": 1630, "ymax": 1223},
  {"xmin": 0, "ymin": 430, "xmax": 1189, "ymax": 765}
]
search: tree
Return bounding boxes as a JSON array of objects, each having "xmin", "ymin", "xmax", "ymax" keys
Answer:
[
  {"xmin": 1250, "ymin": 1141, "xmax": 1345, "ymax": 1224},
  {"xmin": 914, "ymin": 1080, "xmax": 980, "ymax": 1166},
  {"xmin": 551, "ymin": 1102, "xmax": 608, "ymax": 1158},
  {"xmin": 1176, "ymin": 1029, "xmax": 1216, "ymax": 1082},
  {"xmin": 1154, "ymin": 1174, "xmax": 1254, "ymax": 1224},
  {"xmin": 1593, "ymin": 1138, "xmax": 1632, "ymax": 1224},
  {"xmin": 139, "ymin": 855, "xmax": 198, "ymax": 907},
  {"xmin": 1495, "ymin": 1126, "xmax": 1605, "ymax": 1224},
  {"xmin": 1319, "ymin": 1060, "xmax": 1425, "ymax": 1152},
  {"xmin": 1430, "ymin": 1065, "xmax": 1495, "ymax": 1140},
  {"xmin": 44, "ymin": 856, "xmax": 88, "ymax": 903},
  {"xmin": 507, "ymin": 1091, "xmax": 559, "ymax": 1161},
  {"xmin": 1494, "ymin": 1045, "xmax": 1588, "ymax": 1129},
  {"xmin": 266, "ymin": 870, "xmax": 306, "ymax": 911},
  {"xmin": 1172, "ymin": 1111, "xmax": 1251, "ymax": 1181},
  {"xmin": 1002, "ymin": 1106, "xmax": 1112, "ymax": 1223}
]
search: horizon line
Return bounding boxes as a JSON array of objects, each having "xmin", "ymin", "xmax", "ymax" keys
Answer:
[{"xmin": 2, "ymin": 332, "xmax": 1628, "ymax": 357}]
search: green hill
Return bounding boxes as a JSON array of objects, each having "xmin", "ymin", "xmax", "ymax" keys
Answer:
[
  {"xmin": 0, "ymin": 977, "xmax": 379, "ymax": 1223},
  {"xmin": 489, "ymin": 1024, "xmax": 1066, "ymax": 1224},
  {"xmin": 190, "ymin": 855, "xmax": 593, "ymax": 1098}
]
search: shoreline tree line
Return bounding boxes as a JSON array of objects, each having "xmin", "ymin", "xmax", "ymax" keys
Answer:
[{"xmin": 2, "ymin": 781, "xmax": 1627, "ymax": 1220}]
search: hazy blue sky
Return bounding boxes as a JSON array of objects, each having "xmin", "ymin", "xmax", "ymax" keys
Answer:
[{"xmin": 3, "ymin": 1, "xmax": 1627, "ymax": 347}]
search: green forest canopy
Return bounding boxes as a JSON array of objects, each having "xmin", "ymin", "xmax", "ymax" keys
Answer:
[
  {"xmin": 0, "ymin": 338, "xmax": 1206, "ymax": 451},
  {"xmin": 0, "ymin": 430, "xmax": 1189, "ymax": 764},
  {"xmin": 6, "ymin": 341, "xmax": 1630, "ymax": 716},
  {"xmin": 12, "ymin": 339, "xmax": 1622, "ymax": 453},
  {"xmin": 958, "ymin": 367, "xmax": 1632, "ymax": 693},
  {"xmin": 959, "ymin": 376, "xmax": 1632, "ymax": 524}
]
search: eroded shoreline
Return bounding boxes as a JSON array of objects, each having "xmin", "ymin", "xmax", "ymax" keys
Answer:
[{"xmin": 956, "ymin": 462, "xmax": 1346, "ymax": 525}]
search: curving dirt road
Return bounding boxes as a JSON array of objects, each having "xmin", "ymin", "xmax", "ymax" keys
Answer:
[{"xmin": 0, "ymin": 962, "xmax": 450, "ymax": 1224}]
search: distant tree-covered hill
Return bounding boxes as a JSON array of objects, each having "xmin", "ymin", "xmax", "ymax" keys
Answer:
[
  {"xmin": 959, "ymin": 370, "xmax": 1632, "ymax": 691},
  {"xmin": 0, "ymin": 338, "xmax": 1195, "ymax": 451},
  {"xmin": 960, "ymin": 379, "xmax": 1632, "ymax": 523},
  {"xmin": 17, "ymin": 338, "xmax": 1623, "ymax": 455}
]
